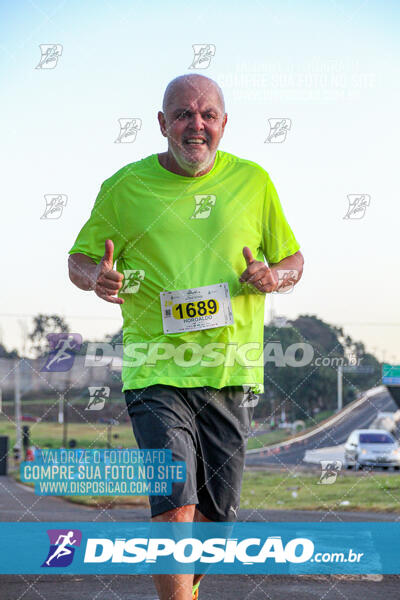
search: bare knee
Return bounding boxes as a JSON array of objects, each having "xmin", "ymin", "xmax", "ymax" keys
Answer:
[
  {"xmin": 152, "ymin": 504, "xmax": 196, "ymax": 522},
  {"xmin": 194, "ymin": 508, "xmax": 211, "ymax": 522}
]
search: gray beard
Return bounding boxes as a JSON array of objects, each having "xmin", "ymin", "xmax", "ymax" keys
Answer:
[{"xmin": 173, "ymin": 147, "xmax": 216, "ymax": 176}]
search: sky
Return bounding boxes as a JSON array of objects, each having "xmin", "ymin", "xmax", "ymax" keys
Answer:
[{"xmin": 1, "ymin": 0, "xmax": 400, "ymax": 363}]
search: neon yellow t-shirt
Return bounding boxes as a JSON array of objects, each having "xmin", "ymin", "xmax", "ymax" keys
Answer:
[{"xmin": 69, "ymin": 150, "xmax": 300, "ymax": 392}]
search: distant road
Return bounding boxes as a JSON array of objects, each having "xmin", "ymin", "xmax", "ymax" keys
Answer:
[{"xmin": 246, "ymin": 387, "xmax": 396, "ymax": 468}]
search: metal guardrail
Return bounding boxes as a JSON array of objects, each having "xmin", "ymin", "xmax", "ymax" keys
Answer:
[{"xmin": 246, "ymin": 386, "xmax": 386, "ymax": 455}]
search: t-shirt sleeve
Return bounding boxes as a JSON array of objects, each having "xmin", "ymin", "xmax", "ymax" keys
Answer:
[
  {"xmin": 261, "ymin": 174, "xmax": 300, "ymax": 264},
  {"xmin": 68, "ymin": 181, "xmax": 124, "ymax": 263}
]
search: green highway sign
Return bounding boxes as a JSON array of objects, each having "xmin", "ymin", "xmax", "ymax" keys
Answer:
[{"xmin": 382, "ymin": 364, "xmax": 400, "ymax": 386}]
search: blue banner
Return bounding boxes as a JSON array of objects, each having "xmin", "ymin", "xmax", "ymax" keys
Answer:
[
  {"xmin": 20, "ymin": 449, "xmax": 186, "ymax": 496},
  {"xmin": 0, "ymin": 522, "xmax": 399, "ymax": 574}
]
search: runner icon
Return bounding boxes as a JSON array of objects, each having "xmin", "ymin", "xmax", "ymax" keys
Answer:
[
  {"xmin": 45, "ymin": 335, "xmax": 77, "ymax": 371},
  {"xmin": 86, "ymin": 386, "xmax": 109, "ymax": 410},
  {"xmin": 46, "ymin": 531, "xmax": 77, "ymax": 566}
]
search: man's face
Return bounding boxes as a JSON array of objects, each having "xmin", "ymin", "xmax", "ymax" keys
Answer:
[{"xmin": 158, "ymin": 81, "xmax": 227, "ymax": 176}]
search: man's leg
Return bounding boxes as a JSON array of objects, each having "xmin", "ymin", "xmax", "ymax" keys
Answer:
[
  {"xmin": 125, "ymin": 386, "xmax": 201, "ymax": 599},
  {"xmin": 151, "ymin": 504, "xmax": 196, "ymax": 600},
  {"xmin": 192, "ymin": 508, "xmax": 210, "ymax": 590},
  {"xmin": 124, "ymin": 386, "xmax": 234, "ymax": 599},
  {"xmin": 188, "ymin": 385, "xmax": 253, "ymax": 596}
]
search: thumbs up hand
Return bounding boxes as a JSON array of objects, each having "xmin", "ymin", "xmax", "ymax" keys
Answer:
[
  {"xmin": 239, "ymin": 246, "xmax": 278, "ymax": 293},
  {"xmin": 93, "ymin": 240, "xmax": 125, "ymax": 304}
]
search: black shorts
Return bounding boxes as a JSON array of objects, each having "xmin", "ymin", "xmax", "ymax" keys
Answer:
[{"xmin": 124, "ymin": 384, "xmax": 254, "ymax": 521}]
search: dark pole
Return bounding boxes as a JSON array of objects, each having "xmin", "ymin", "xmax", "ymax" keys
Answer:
[
  {"xmin": 62, "ymin": 394, "xmax": 68, "ymax": 448},
  {"xmin": 107, "ymin": 422, "xmax": 112, "ymax": 449},
  {"xmin": 62, "ymin": 366, "xmax": 73, "ymax": 448},
  {"xmin": 22, "ymin": 426, "xmax": 30, "ymax": 461}
]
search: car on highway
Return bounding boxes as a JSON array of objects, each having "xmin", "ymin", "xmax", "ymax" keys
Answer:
[{"xmin": 344, "ymin": 429, "xmax": 400, "ymax": 470}]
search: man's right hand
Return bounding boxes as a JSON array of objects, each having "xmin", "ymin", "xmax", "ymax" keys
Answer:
[{"xmin": 93, "ymin": 240, "xmax": 125, "ymax": 304}]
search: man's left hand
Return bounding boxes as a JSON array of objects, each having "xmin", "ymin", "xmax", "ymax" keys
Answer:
[{"xmin": 239, "ymin": 246, "xmax": 278, "ymax": 293}]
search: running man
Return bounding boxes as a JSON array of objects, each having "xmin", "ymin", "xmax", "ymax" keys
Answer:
[
  {"xmin": 68, "ymin": 74, "xmax": 304, "ymax": 600},
  {"xmin": 44, "ymin": 334, "xmax": 77, "ymax": 371},
  {"xmin": 45, "ymin": 531, "xmax": 77, "ymax": 566},
  {"xmin": 87, "ymin": 386, "xmax": 108, "ymax": 410}
]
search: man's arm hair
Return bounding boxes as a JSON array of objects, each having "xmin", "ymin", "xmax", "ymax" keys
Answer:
[
  {"xmin": 68, "ymin": 253, "xmax": 99, "ymax": 291},
  {"xmin": 270, "ymin": 250, "xmax": 304, "ymax": 286}
]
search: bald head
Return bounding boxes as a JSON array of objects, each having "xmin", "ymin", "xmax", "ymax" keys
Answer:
[
  {"xmin": 162, "ymin": 74, "xmax": 225, "ymax": 114},
  {"xmin": 157, "ymin": 73, "xmax": 227, "ymax": 177}
]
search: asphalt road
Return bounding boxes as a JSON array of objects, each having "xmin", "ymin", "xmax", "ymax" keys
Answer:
[
  {"xmin": 2, "ymin": 573, "xmax": 399, "ymax": 600},
  {"xmin": 1, "ymin": 475, "xmax": 398, "ymax": 523},
  {"xmin": 246, "ymin": 387, "xmax": 397, "ymax": 468},
  {"xmin": 1, "ymin": 475, "xmax": 400, "ymax": 600}
]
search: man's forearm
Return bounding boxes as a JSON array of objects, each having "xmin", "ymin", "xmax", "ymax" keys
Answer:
[
  {"xmin": 270, "ymin": 250, "xmax": 304, "ymax": 288},
  {"xmin": 68, "ymin": 253, "xmax": 99, "ymax": 291}
]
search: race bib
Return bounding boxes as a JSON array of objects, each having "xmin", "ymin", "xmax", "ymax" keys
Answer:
[{"xmin": 160, "ymin": 282, "xmax": 234, "ymax": 334}]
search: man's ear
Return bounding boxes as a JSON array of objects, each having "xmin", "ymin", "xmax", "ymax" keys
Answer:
[
  {"xmin": 158, "ymin": 111, "xmax": 167, "ymax": 137},
  {"xmin": 220, "ymin": 113, "xmax": 228, "ymax": 137}
]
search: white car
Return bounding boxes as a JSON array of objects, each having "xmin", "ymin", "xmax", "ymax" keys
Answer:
[{"xmin": 344, "ymin": 429, "xmax": 400, "ymax": 470}]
